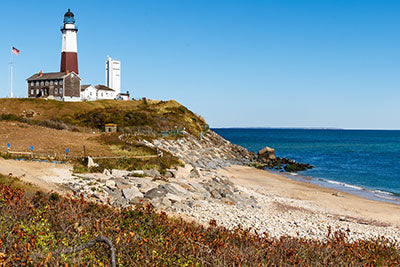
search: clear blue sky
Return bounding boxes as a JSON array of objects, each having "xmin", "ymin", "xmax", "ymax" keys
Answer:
[{"xmin": 2, "ymin": 0, "xmax": 400, "ymax": 129}]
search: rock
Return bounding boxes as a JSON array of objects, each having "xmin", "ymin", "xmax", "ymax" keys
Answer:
[
  {"xmin": 112, "ymin": 169, "xmax": 131, "ymax": 178},
  {"xmin": 145, "ymin": 185, "xmax": 168, "ymax": 199},
  {"xmin": 189, "ymin": 167, "xmax": 202, "ymax": 178},
  {"xmin": 86, "ymin": 156, "xmax": 99, "ymax": 168},
  {"xmin": 143, "ymin": 169, "xmax": 161, "ymax": 178},
  {"xmin": 165, "ymin": 193, "xmax": 184, "ymax": 203},
  {"xmin": 103, "ymin": 169, "xmax": 111, "ymax": 176},
  {"xmin": 150, "ymin": 197, "xmax": 172, "ymax": 210},
  {"xmin": 105, "ymin": 180, "xmax": 116, "ymax": 189},
  {"xmin": 332, "ymin": 192, "xmax": 344, "ymax": 197},
  {"xmin": 210, "ymin": 189, "xmax": 222, "ymax": 199},
  {"xmin": 122, "ymin": 187, "xmax": 144, "ymax": 201},
  {"xmin": 164, "ymin": 171, "xmax": 174, "ymax": 178},
  {"xmin": 166, "ymin": 169, "xmax": 177, "ymax": 178},
  {"xmin": 258, "ymin": 146, "xmax": 276, "ymax": 161},
  {"xmin": 163, "ymin": 183, "xmax": 190, "ymax": 196},
  {"xmin": 128, "ymin": 177, "xmax": 158, "ymax": 193}
]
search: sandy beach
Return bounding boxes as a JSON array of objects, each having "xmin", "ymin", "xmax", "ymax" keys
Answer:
[{"xmin": 220, "ymin": 165, "xmax": 400, "ymax": 227}]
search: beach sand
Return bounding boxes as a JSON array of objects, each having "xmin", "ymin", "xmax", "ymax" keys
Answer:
[{"xmin": 219, "ymin": 165, "xmax": 400, "ymax": 227}]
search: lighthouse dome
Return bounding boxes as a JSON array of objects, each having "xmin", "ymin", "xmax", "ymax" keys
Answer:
[{"xmin": 64, "ymin": 9, "xmax": 75, "ymax": 24}]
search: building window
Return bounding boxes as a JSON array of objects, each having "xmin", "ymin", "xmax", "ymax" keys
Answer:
[
  {"xmin": 60, "ymin": 89, "xmax": 63, "ymax": 94},
  {"xmin": 36, "ymin": 89, "xmax": 39, "ymax": 94},
  {"xmin": 90, "ymin": 92, "xmax": 92, "ymax": 96},
  {"xmin": 55, "ymin": 88, "xmax": 58, "ymax": 94},
  {"xmin": 36, "ymin": 81, "xmax": 39, "ymax": 86},
  {"xmin": 101, "ymin": 92, "xmax": 103, "ymax": 97},
  {"xmin": 55, "ymin": 80, "xmax": 58, "ymax": 85},
  {"xmin": 30, "ymin": 82, "xmax": 34, "ymax": 86},
  {"xmin": 59, "ymin": 80, "xmax": 63, "ymax": 85},
  {"xmin": 31, "ymin": 89, "xmax": 34, "ymax": 95},
  {"xmin": 50, "ymin": 81, "xmax": 54, "ymax": 85},
  {"xmin": 45, "ymin": 81, "xmax": 49, "ymax": 86},
  {"xmin": 40, "ymin": 81, "xmax": 44, "ymax": 86}
]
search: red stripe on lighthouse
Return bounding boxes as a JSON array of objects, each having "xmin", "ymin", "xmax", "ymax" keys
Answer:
[{"xmin": 60, "ymin": 52, "xmax": 78, "ymax": 74}]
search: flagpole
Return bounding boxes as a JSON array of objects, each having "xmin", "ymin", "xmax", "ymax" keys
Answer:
[{"xmin": 10, "ymin": 46, "xmax": 13, "ymax": 98}]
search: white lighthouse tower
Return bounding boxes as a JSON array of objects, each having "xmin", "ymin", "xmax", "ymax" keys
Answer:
[{"xmin": 60, "ymin": 9, "xmax": 79, "ymax": 74}]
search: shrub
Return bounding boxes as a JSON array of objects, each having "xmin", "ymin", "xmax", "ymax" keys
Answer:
[{"xmin": 0, "ymin": 182, "xmax": 400, "ymax": 266}]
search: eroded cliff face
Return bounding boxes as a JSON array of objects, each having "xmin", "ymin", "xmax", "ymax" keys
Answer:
[{"xmin": 147, "ymin": 130, "xmax": 257, "ymax": 170}]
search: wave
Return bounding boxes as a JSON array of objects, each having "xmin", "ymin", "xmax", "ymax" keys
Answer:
[
  {"xmin": 285, "ymin": 173, "xmax": 400, "ymax": 204},
  {"xmin": 318, "ymin": 178, "xmax": 365, "ymax": 191}
]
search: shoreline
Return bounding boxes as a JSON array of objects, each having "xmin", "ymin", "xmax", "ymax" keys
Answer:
[
  {"xmin": 219, "ymin": 166, "xmax": 400, "ymax": 228},
  {"xmin": 277, "ymin": 170, "xmax": 400, "ymax": 205}
]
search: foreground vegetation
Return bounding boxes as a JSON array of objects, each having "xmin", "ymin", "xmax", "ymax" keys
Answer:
[{"xmin": 0, "ymin": 175, "xmax": 399, "ymax": 266}]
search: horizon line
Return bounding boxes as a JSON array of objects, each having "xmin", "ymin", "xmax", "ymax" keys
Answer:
[{"xmin": 211, "ymin": 127, "xmax": 400, "ymax": 131}]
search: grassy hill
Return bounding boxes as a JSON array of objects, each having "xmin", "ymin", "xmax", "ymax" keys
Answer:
[
  {"xmin": 0, "ymin": 98, "xmax": 208, "ymax": 137},
  {"xmin": 0, "ymin": 98, "xmax": 208, "ymax": 172}
]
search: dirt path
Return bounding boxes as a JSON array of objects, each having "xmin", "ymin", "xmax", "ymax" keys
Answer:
[{"xmin": 0, "ymin": 158, "xmax": 74, "ymax": 193}]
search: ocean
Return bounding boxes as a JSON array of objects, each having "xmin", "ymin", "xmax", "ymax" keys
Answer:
[{"xmin": 213, "ymin": 128, "xmax": 400, "ymax": 204}]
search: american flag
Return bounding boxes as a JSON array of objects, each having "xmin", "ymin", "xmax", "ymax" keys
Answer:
[{"xmin": 11, "ymin": 47, "xmax": 20, "ymax": 55}]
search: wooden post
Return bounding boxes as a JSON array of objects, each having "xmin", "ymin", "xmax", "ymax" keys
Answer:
[{"xmin": 83, "ymin": 145, "xmax": 86, "ymax": 158}]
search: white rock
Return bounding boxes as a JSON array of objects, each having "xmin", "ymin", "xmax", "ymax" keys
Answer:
[
  {"xmin": 105, "ymin": 180, "xmax": 116, "ymax": 189},
  {"xmin": 122, "ymin": 187, "xmax": 144, "ymax": 201},
  {"xmin": 112, "ymin": 169, "xmax": 131, "ymax": 178}
]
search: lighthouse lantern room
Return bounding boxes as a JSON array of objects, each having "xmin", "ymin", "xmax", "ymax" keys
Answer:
[{"xmin": 60, "ymin": 9, "xmax": 79, "ymax": 74}]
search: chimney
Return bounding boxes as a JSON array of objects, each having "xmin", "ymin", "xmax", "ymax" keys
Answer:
[{"xmin": 39, "ymin": 70, "xmax": 43, "ymax": 76}]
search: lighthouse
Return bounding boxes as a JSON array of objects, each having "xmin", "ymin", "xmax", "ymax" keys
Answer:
[{"xmin": 60, "ymin": 9, "xmax": 78, "ymax": 74}]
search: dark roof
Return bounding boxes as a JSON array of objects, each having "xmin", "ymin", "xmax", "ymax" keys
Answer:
[
  {"xmin": 27, "ymin": 72, "xmax": 67, "ymax": 81},
  {"xmin": 95, "ymin": 85, "xmax": 115, "ymax": 91},
  {"xmin": 26, "ymin": 71, "xmax": 80, "ymax": 81},
  {"xmin": 64, "ymin": 9, "xmax": 74, "ymax": 18},
  {"xmin": 81, "ymin": 85, "xmax": 91, "ymax": 91}
]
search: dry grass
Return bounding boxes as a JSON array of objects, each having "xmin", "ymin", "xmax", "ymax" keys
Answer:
[{"xmin": 0, "ymin": 121, "xmax": 114, "ymax": 157}]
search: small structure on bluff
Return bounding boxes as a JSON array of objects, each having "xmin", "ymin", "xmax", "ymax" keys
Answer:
[{"xmin": 105, "ymin": 123, "xmax": 117, "ymax": 133}]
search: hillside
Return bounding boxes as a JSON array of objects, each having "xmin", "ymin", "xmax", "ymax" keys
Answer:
[
  {"xmin": 0, "ymin": 98, "xmax": 211, "ymax": 173},
  {"xmin": 0, "ymin": 98, "xmax": 208, "ymax": 137}
]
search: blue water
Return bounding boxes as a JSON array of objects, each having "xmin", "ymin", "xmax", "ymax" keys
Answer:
[{"xmin": 213, "ymin": 128, "xmax": 400, "ymax": 203}]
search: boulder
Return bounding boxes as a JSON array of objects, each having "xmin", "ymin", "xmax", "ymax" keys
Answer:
[
  {"xmin": 105, "ymin": 180, "xmax": 116, "ymax": 189},
  {"xmin": 86, "ymin": 157, "xmax": 98, "ymax": 168},
  {"xmin": 145, "ymin": 185, "xmax": 168, "ymax": 199},
  {"xmin": 112, "ymin": 169, "xmax": 131, "ymax": 178},
  {"xmin": 122, "ymin": 187, "xmax": 144, "ymax": 201},
  {"xmin": 258, "ymin": 146, "xmax": 276, "ymax": 161},
  {"xmin": 103, "ymin": 169, "xmax": 111, "ymax": 176},
  {"xmin": 128, "ymin": 177, "xmax": 158, "ymax": 193}
]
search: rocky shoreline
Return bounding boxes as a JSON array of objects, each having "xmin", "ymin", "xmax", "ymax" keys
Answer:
[{"xmin": 58, "ymin": 131, "xmax": 400, "ymax": 242}]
